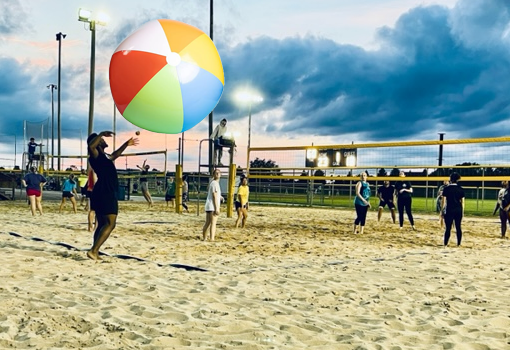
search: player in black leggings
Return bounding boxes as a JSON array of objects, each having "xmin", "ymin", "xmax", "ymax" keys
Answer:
[
  {"xmin": 441, "ymin": 172, "xmax": 465, "ymax": 246},
  {"xmin": 394, "ymin": 171, "xmax": 415, "ymax": 230}
]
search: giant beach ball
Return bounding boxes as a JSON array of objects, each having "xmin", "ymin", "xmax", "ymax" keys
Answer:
[{"xmin": 109, "ymin": 19, "xmax": 224, "ymax": 134}]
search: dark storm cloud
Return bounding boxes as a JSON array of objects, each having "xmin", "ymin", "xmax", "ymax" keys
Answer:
[
  {"xmin": 0, "ymin": 56, "xmax": 95, "ymax": 142},
  {"xmin": 1, "ymin": 0, "xmax": 508, "ymax": 152},
  {"xmin": 0, "ymin": 57, "xmax": 47, "ymax": 136},
  {"xmin": 216, "ymin": 0, "xmax": 510, "ymax": 141}
]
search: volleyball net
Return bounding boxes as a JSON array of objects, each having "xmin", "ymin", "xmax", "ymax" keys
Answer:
[
  {"xmin": 46, "ymin": 150, "xmax": 168, "ymax": 174},
  {"xmin": 247, "ymin": 136, "xmax": 510, "ymax": 180},
  {"xmin": 245, "ymin": 136, "xmax": 510, "ymax": 212}
]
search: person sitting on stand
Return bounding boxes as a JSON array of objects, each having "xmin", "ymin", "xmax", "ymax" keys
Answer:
[{"xmin": 210, "ymin": 118, "xmax": 227, "ymax": 166}]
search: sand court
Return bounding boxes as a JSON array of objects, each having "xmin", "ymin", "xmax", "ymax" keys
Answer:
[{"xmin": 1, "ymin": 200, "xmax": 509, "ymax": 349}]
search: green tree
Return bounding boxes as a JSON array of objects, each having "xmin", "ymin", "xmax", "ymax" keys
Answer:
[
  {"xmin": 455, "ymin": 162, "xmax": 481, "ymax": 177},
  {"xmin": 249, "ymin": 158, "xmax": 281, "ymax": 177}
]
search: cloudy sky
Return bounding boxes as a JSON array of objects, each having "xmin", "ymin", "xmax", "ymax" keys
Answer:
[{"xmin": 0, "ymin": 0, "xmax": 509, "ymax": 171}]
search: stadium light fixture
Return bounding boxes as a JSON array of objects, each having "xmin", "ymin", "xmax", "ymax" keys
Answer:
[
  {"xmin": 306, "ymin": 149, "xmax": 318, "ymax": 161},
  {"xmin": 78, "ymin": 9, "xmax": 91, "ymax": 22},
  {"xmin": 345, "ymin": 154, "xmax": 357, "ymax": 167},
  {"xmin": 56, "ymin": 32, "xmax": 66, "ymax": 171},
  {"xmin": 78, "ymin": 8, "xmax": 109, "ymax": 137}
]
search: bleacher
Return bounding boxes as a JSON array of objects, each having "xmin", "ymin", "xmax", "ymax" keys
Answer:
[{"xmin": 0, "ymin": 172, "xmax": 17, "ymax": 200}]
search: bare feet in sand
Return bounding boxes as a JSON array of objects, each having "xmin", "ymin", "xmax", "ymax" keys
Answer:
[{"xmin": 87, "ymin": 250, "xmax": 101, "ymax": 261}]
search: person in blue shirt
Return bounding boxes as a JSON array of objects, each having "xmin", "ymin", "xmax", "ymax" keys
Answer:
[
  {"xmin": 353, "ymin": 172, "xmax": 371, "ymax": 235},
  {"xmin": 59, "ymin": 173, "xmax": 79, "ymax": 213}
]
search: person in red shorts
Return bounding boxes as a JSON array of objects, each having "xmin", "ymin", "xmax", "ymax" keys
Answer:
[
  {"xmin": 86, "ymin": 169, "xmax": 97, "ymax": 232},
  {"xmin": 22, "ymin": 166, "xmax": 47, "ymax": 216}
]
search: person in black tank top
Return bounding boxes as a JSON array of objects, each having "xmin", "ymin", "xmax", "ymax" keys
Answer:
[
  {"xmin": 441, "ymin": 172, "xmax": 465, "ymax": 247},
  {"xmin": 86, "ymin": 131, "xmax": 138, "ymax": 261},
  {"xmin": 394, "ymin": 171, "xmax": 416, "ymax": 230}
]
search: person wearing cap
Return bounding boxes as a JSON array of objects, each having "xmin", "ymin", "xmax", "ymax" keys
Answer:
[{"xmin": 86, "ymin": 131, "xmax": 138, "ymax": 261}]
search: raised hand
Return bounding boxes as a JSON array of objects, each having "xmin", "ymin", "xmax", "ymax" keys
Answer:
[{"xmin": 127, "ymin": 137, "xmax": 139, "ymax": 147}]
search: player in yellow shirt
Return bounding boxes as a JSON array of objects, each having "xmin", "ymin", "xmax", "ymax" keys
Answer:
[
  {"xmin": 77, "ymin": 169, "xmax": 89, "ymax": 207},
  {"xmin": 235, "ymin": 176, "xmax": 249, "ymax": 228}
]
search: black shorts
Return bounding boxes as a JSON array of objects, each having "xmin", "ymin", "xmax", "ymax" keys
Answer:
[
  {"xmin": 62, "ymin": 191, "xmax": 74, "ymax": 198},
  {"xmin": 165, "ymin": 194, "xmax": 176, "ymax": 201},
  {"xmin": 235, "ymin": 201, "xmax": 248, "ymax": 210},
  {"xmin": 81, "ymin": 186, "xmax": 87, "ymax": 195},
  {"xmin": 378, "ymin": 200, "xmax": 395, "ymax": 209},
  {"xmin": 86, "ymin": 190, "xmax": 93, "ymax": 198},
  {"xmin": 91, "ymin": 189, "xmax": 118, "ymax": 215}
]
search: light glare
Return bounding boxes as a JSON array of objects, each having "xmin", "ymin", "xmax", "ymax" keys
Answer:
[{"xmin": 96, "ymin": 12, "xmax": 110, "ymax": 25}]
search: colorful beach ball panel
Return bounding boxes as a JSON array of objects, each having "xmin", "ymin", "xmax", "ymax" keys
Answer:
[{"xmin": 109, "ymin": 19, "xmax": 224, "ymax": 134}]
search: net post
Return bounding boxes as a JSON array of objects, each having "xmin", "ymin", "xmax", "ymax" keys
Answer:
[
  {"xmin": 175, "ymin": 164, "xmax": 183, "ymax": 214},
  {"xmin": 227, "ymin": 163, "xmax": 236, "ymax": 218}
]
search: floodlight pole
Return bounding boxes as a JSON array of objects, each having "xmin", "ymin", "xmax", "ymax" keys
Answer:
[
  {"xmin": 56, "ymin": 32, "xmax": 66, "ymax": 171},
  {"xmin": 438, "ymin": 133, "xmax": 445, "ymax": 167},
  {"xmin": 47, "ymin": 84, "xmax": 57, "ymax": 170},
  {"xmin": 208, "ymin": 0, "xmax": 214, "ymax": 174},
  {"xmin": 88, "ymin": 21, "xmax": 96, "ymax": 136},
  {"xmin": 438, "ymin": 132, "xmax": 445, "ymax": 177},
  {"xmin": 80, "ymin": 129, "xmax": 83, "ymax": 170},
  {"xmin": 12, "ymin": 134, "xmax": 16, "ymax": 169},
  {"xmin": 181, "ymin": 132, "xmax": 185, "ymax": 166},
  {"xmin": 79, "ymin": 9, "xmax": 107, "ymax": 151},
  {"xmin": 246, "ymin": 102, "xmax": 252, "ymax": 170}
]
